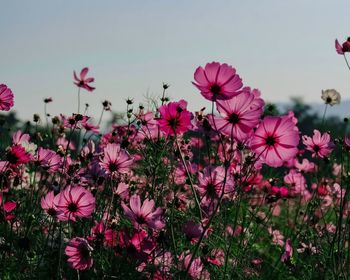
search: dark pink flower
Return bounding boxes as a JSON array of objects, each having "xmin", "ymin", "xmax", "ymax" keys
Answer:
[
  {"xmin": 250, "ymin": 115, "xmax": 299, "ymax": 167},
  {"xmin": 54, "ymin": 186, "xmax": 95, "ymax": 221},
  {"xmin": 210, "ymin": 88, "xmax": 264, "ymax": 141},
  {"xmin": 73, "ymin": 67, "xmax": 95, "ymax": 92},
  {"xmin": 121, "ymin": 194, "xmax": 165, "ymax": 230},
  {"xmin": 335, "ymin": 38, "xmax": 350, "ymax": 55},
  {"xmin": 99, "ymin": 143, "xmax": 133, "ymax": 175},
  {"xmin": 192, "ymin": 62, "xmax": 243, "ymax": 101},
  {"xmin": 302, "ymin": 130, "xmax": 334, "ymax": 158},
  {"xmin": 6, "ymin": 145, "xmax": 31, "ymax": 167},
  {"xmin": 0, "ymin": 84, "xmax": 14, "ymax": 111},
  {"xmin": 65, "ymin": 237, "xmax": 93, "ymax": 270},
  {"xmin": 158, "ymin": 100, "xmax": 192, "ymax": 136}
]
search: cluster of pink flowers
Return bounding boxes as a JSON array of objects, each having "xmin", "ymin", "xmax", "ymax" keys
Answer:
[{"xmin": 0, "ymin": 49, "xmax": 349, "ymax": 279}]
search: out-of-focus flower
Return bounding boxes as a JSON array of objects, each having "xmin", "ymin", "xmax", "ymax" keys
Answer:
[
  {"xmin": 65, "ymin": 237, "xmax": 93, "ymax": 270},
  {"xmin": 335, "ymin": 38, "xmax": 350, "ymax": 55},
  {"xmin": 121, "ymin": 194, "xmax": 165, "ymax": 230},
  {"xmin": 321, "ymin": 89, "xmax": 341, "ymax": 106},
  {"xmin": 73, "ymin": 67, "xmax": 95, "ymax": 92},
  {"xmin": 302, "ymin": 130, "xmax": 334, "ymax": 158},
  {"xmin": 281, "ymin": 239, "xmax": 293, "ymax": 262},
  {"xmin": 192, "ymin": 62, "xmax": 243, "ymax": 101},
  {"xmin": 0, "ymin": 84, "xmax": 14, "ymax": 111}
]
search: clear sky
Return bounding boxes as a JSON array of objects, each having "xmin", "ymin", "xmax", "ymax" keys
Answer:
[{"xmin": 1, "ymin": 0, "xmax": 349, "ymax": 122}]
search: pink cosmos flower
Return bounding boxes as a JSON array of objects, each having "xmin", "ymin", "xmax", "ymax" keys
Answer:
[
  {"xmin": 158, "ymin": 99, "xmax": 192, "ymax": 136},
  {"xmin": 210, "ymin": 88, "xmax": 264, "ymax": 141},
  {"xmin": 335, "ymin": 38, "xmax": 350, "ymax": 55},
  {"xmin": 73, "ymin": 67, "xmax": 95, "ymax": 92},
  {"xmin": 0, "ymin": 193, "xmax": 17, "ymax": 221},
  {"xmin": 12, "ymin": 131, "xmax": 30, "ymax": 145},
  {"xmin": 0, "ymin": 84, "xmax": 14, "ymax": 111},
  {"xmin": 197, "ymin": 166, "xmax": 234, "ymax": 199},
  {"xmin": 281, "ymin": 239, "xmax": 293, "ymax": 262},
  {"xmin": 192, "ymin": 62, "xmax": 243, "ymax": 101},
  {"xmin": 65, "ymin": 237, "xmax": 93, "ymax": 270},
  {"xmin": 41, "ymin": 191, "xmax": 61, "ymax": 217},
  {"xmin": 36, "ymin": 147, "xmax": 61, "ymax": 172},
  {"xmin": 121, "ymin": 194, "xmax": 165, "ymax": 230},
  {"xmin": 54, "ymin": 186, "xmax": 95, "ymax": 221},
  {"xmin": 99, "ymin": 143, "xmax": 133, "ymax": 175},
  {"xmin": 250, "ymin": 115, "xmax": 299, "ymax": 167},
  {"xmin": 302, "ymin": 130, "xmax": 334, "ymax": 158},
  {"xmin": 6, "ymin": 145, "xmax": 31, "ymax": 167}
]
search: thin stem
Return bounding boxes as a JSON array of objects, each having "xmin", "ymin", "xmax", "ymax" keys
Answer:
[
  {"xmin": 77, "ymin": 88, "xmax": 81, "ymax": 114},
  {"xmin": 343, "ymin": 54, "xmax": 350, "ymax": 71}
]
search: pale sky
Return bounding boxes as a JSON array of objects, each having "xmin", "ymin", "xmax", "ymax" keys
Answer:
[{"xmin": 1, "ymin": 0, "xmax": 350, "ymax": 122}]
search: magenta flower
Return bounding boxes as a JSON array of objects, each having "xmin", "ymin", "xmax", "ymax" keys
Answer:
[
  {"xmin": 302, "ymin": 130, "xmax": 334, "ymax": 158},
  {"xmin": 158, "ymin": 99, "xmax": 192, "ymax": 136},
  {"xmin": 192, "ymin": 62, "xmax": 243, "ymax": 101},
  {"xmin": 6, "ymin": 145, "xmax": 31, "ymax": 167},
  {"xmin": 99, "ymin": 143, "xmax": 133, "ymax": 175},
  {"xmin": 0, "ymin": 84, "xmax": 14, "ymax": 111},
  {"xmin": 73, "ymin": 67, "xmax": 95, "ymax": 92},
  {"xmin": 281, "ymin": 239, "xmax": 293, "ymax": 262},
  {"xmin": 250, "ymin": 115, "xmax": 299, "ymax": 167},
  {"xmin": 65, "ymin": 237, "xmax": 93, "ymax": 270},
  {"xmin": 335, "ymin": 38, "xmax": 350, "ymax": 55},
  {"xmin": 54, "ymin": 186, "xmax": 95, "ymax": 221},
  {"xmin": 121, "ymin": 194, "xmax": 165, "ymax": 230},
  {"xmin": 210, "ymin": 88, "xmax": 264, "ymax": 141}
]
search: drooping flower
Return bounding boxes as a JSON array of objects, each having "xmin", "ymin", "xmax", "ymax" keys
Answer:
[
  {"xmin": 335, "ymin": 38, "xmax": 350, "ymax": 55},
  {"xmin": 0, "ymin": 84, "xmax": 14, "ymax": 111},
  {"xmin": 158, "ymin": 99, "xmax": 192, "ymax": 136},
  {"xmin": 73, "ymin": 67, "xmax": 95, "ymax": 92},
  {"xmin": 54, "ymin": 186, "xmax": 95, "ymax": 221},
  {"xmin": 192, "ymin": 62, "xmax": 243, "ymax": 101},
  {"xmin": 302, "ymin": 130, "xmax": 334, "ymax": 158},
  {"xmin": 121, "ymin": 194, "xmax": 165, "ymax": 230},
  {"xmin": 99, "ymin": 143, "xmax": 133, "ymax": 175},
  {"xmin": 209, "ymin": 88, "xmax": 264, "ymax": 141},
  {"xmin": 250, "ymin": 115, "xmax": 299, "ymax": 167},
  {"xmin": 321, "ymin": 89, "xmax": 341, "ymax": 106},
  {"xmin": 65, "ymin": 237, "xmax": 93, "ymax": 270}
]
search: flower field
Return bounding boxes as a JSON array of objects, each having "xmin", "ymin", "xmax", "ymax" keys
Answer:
[{"xmin": 1, "ymin": 39, "xmax": 350, "ymax": 279}]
